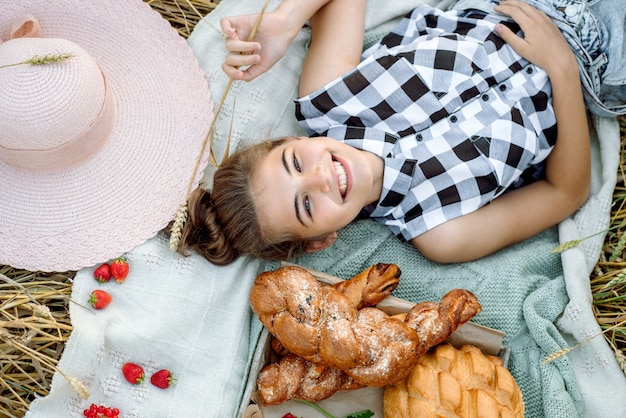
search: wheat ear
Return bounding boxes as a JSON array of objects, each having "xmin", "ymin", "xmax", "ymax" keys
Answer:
[
  {"xmin": 0, "ymin": 53, "xmax": 73, "ymax": 69},
  {"xmin": 543, "ymin": 317, "xmax": 626, "ymax": 365}
]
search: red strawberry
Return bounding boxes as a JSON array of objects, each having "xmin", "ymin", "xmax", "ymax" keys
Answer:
[
  {"xmin": 110, "ymin": 257, "xmax": 129, "ymax": 284},
  {"xmin": 93, "ymin": 263, "xmax": 111, "ymax": 284},
  {"xmin": 150, "ymin": 369, "xmax": 176, "ymax": 389},
  {"xmin": 122, "ymin": 362, "xmax": 145, "ymax": 385},
  {"xmin": 88, "ymin": 290, "xmax": 112, "ymax": 309}
]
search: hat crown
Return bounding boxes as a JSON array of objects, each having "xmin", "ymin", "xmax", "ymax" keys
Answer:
[{"xmin": 0, "ymin": 37, "xmax": 109, "ymax": 170}]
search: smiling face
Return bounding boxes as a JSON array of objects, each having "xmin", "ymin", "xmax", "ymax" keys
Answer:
[{"xmin": 252, "ymin": 136, "xmax": 384, "ymax": 244}]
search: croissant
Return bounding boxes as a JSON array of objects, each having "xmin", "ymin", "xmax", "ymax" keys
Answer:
[{"xmin": 250, "ymin": 265, "xmax": 481, "ymax": 404}]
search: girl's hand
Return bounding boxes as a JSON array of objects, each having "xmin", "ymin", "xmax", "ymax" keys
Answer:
[
  {"xmin": 494, "ymin": 0, "xmax": 576, "ymax": 76},
  {"xmin": 220, "ymin": 10, "xmax": 298, "ymax": 81}
]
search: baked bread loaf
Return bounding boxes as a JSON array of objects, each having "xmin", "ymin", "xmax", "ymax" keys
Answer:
[
  {"xmin": 331, "ymin": 263, "xmax": 401, "ymax": 309},
  {"xmin": 267, "ymin": 263, "xmax": 401, "ymax": 358},
  {"xmin": 384, "ymin": 343, "xmax": 524, "ymax": 418},
  {"xmin": 256, "ymin": 353, "xmax": 362, "ymax": 404},
  {"xmin": 250, "ymin": 265, "xmax": 482, "ymax": 404}
]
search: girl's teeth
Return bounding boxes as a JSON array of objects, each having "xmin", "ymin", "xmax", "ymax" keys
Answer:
[{"xmin": 334, "ymin": 161, "xmax": 347, "ymax": 196}]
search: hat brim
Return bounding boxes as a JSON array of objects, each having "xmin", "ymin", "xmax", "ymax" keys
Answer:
[{"xmin": 0, "ymin": 0, "xmax": 213, "ymax": 271}]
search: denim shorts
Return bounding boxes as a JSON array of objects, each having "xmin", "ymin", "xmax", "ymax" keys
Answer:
[{"xmin": 450, "ymin": 0, "xmax": 625, "ymax": 117}]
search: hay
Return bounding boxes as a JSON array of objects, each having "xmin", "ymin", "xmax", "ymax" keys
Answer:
[
  {"xmin": 145, "ymin": 0, "xmax": 219, "ymax": 38},
  {"xmin": 0, "ymin": 1, "xmax": 625, "ymax": 416},
  {"xmin": 0, "ymin": 267, "xmax": 74, "ymax": 418},
  {"xmin": 590, "ymin": 115, "xmax": 626, "ymax": 373}
]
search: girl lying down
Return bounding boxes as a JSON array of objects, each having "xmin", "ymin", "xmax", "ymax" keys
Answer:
[{"xmin": 173, "ymin": 0, "xmax": 619, "ymax": 265}]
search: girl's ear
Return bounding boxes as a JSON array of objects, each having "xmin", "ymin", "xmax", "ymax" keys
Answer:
[{"xmin": 305, "ymin": 231, "xmax": 338, "ymax": 253}]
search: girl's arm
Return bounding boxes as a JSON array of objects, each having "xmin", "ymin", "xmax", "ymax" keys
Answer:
[
  {"xmin": 299, "ymin": 0, "xmax": 366, "ymax": 96},
  {"xmin": 411, "ymin": 0, "xmax": 590, "ymax": 263}
]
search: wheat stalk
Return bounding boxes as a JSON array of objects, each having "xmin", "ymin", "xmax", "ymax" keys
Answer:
[
  {"xmin": 550, "ymin": 224, "xmax": 624, "ymax": 254},
  {"xmin": 551, "ymin": 239, "xmax": 584, "ymax": 254},
  {"xmin": 0, "ymin": 328, "xmax": 88, "ymax": 399},
  {"xmin": 168, "ymin": 201, "xmax": 189, "ymax": 251},
  {"xmin": 610, "ymin": 230, "xmax": 626, "ymax": 261},
  {"xmin": 0, "ymin": 53, "xmax": 73, "ymax": 69},
  {"xmin": 542, "ymin": 317, "xmax": 626, "ymax": 365}
]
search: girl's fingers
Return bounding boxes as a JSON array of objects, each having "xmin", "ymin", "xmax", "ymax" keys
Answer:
[
  {"xmin": 494, "ymin": 4, "xmax": 526, "ymax": 24},
  {"xmin": 495, "ymin": 0, "xmax": 548, "ymax": 25},
  {"xmin": 224, "ymin": 51, "xmax": 260, "ymax": 69},
  {"xmin": 221, "ymin": 62, "xmax": 248, "ymax": 80},
  {"xmin": 220, "ymin": 17, "xmax": 245, "ymax": 40},
  {"xmin": 221, "ymin": 61, "xmax": 265, "ymax": 82},
  {"xmin": 225, "ymin": 39, "xmax": 261, "ymax": 54},
  {"xmin": 494, "ymin": 23, "xmax": 519, "ymax": 47},
  {"xmin": 494, "ymin": 0, "xmax": 573, "ymax": 73}
]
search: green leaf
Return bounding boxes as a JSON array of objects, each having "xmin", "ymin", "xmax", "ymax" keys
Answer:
[
  {"xmin": 346, "ymin": 410, "xmax": 375, "ymax": 418},
  {"xmin": 293, "ymin": 399, "xmax": 375, "ymax": 418}
]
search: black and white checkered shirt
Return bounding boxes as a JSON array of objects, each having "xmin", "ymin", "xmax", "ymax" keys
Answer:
[{"xmin": 295, "ymin": 5, "xmax": 557, "ymax": 242}]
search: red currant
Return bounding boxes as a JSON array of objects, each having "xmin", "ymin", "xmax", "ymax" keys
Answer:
[{"xmin": 83, "ymin": 403, "xmax": 120, "ymax": 418}]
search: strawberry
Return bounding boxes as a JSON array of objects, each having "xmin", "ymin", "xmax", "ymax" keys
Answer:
[
  {"xmin": 93, "ymin": 263, "xmax": 111, "ymax": 284},
  {"xmin": 110, "ymin": 257, "xmax": 129, "ymax": 284},
  {"xmin": 122, "ymin": 362, "xmax": 145, "ymax": 385},
  {"xmin": 150, "ymin": 369, "xmax": 176, "ymax": 389},
  {"xmin": 88, "ymin": 289, "xmax": 112, "ymax": 309}
]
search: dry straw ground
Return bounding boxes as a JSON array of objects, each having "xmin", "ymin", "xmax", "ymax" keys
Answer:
[
  {"xmin": 0, "ymin": 1, "xmax": 624, "ymax": 417},
  {"xmin": 590, "ymin": 116, "xmax": 626, "ymax": 372}
]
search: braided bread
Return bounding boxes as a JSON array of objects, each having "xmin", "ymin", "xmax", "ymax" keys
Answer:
[
  {"xmin": 250, "ymin": 265, "xmax": 481, "ymax": 404},
  {"xmin": 267, "ymin": 263, "xmax": 402, "ymax": 358},
  {"xmin": 384, "ymin": 343, "xmax": 524, "ymax": 417},
  {"xmin": 256, "ymin": 354, "xmax": 362, "ymax": 405},
  {"xmin": 331, "ymin": 263, "xmax": 401, "ymax": 309}
]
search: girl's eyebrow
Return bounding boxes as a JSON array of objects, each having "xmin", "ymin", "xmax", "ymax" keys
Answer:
[{"xmin": 281, "ymin": 148, "xmax": 306, "ymax": 227}]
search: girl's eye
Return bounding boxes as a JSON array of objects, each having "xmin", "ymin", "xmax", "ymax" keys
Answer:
[
  {"xmin": 304, "ymin": 196, "xmax": 311, "ymax": 216},
  {"xmin": 293, "ymin": 156, "xmax": 301, "ymax": 172}
]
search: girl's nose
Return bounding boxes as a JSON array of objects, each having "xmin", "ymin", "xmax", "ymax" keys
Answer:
[{"xmin": 302, "ymin": 165, "xmax": 330, "ymax": 193}]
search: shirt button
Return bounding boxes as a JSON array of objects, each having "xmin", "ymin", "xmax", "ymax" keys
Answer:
[
  {"xmin": 526, "ymin": 67, "xmax": 533, "ymax": 74},
  {"xmin": 450, "ymin": 115, "xmax": 457, "ymax": 123},
  {"xmin": 481, "ymin": 94, "xmax": 489, "ymax": 101},
  {"xmin": 416, "ymin": 133, "xmax": 423, "ymax": 141},
  {"xmin": 499, "ymin": 84, "xmax": 507, "ymax": 91},
  {"xmin": 564, "ymin": 5, "xmax": 579, "ymax": 17}
]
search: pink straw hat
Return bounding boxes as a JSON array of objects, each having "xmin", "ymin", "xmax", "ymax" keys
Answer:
[{"xmin": 0, "ymin": 1, "xmax": 213, "ymax": 272}]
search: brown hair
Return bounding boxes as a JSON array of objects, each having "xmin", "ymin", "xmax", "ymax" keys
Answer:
[{"xmin": 173, "ymin": 139, "xmax": 309, "ymax": 265}]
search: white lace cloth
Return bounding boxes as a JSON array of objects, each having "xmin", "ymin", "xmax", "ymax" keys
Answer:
[{"xmin": 25, "ymin": 233, "xmax": 264, "ymax": 418}]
